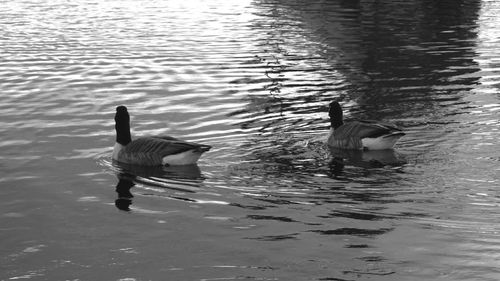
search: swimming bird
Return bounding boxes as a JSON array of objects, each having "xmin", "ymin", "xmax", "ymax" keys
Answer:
[
  {"xmin": 327, "ymin": 101, "xmax": 405, "ymax": 150},
  {"xmin": 112, "ymin": 106, "xmax": 211, "ymax": 166}
]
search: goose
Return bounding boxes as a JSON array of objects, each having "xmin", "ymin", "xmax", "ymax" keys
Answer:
[
  {"xmin": 112, "ymin": 106, "xmax": 211, "ymax": 166},
  {"xmin": 327, "ymin": 101, "xmax": 405, "ymax": 150}
]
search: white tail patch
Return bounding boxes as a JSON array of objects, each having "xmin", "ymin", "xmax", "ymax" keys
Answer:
[
  {"xmin": 162, "ymin": 149, "xmax": 203, "ymax": 166},
  {"xmin": 362, "ymin": 134, "xmax": 404, "ymax": 150}
]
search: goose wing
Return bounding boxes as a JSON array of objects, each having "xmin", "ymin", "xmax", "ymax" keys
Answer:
[
  {"xmin": 333, "ymin": 120, "xmax": 403, "ymax": 140},
  {"xmin": 119, "ymin": 137, "xmax": 211, "ymax": 165},
  {"xmin": 152, "ymin": 136, "xmax": 212, "ymax": 152}
]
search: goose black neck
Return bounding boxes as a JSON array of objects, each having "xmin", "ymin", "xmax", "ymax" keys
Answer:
[
  {"xmin": 115, "ymin": 106, "xmax": 132, "ymax": 146},
  {"xmin": 329, "ymin": 102, "xmax": 344, "ymax": 129}
]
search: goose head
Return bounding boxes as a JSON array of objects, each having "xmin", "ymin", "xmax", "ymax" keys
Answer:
[
  {"xmin": 329, "ymin": 101, "xmax": 344, "ymax": 129},
  {"xmin": 115, "ymin": 106, "xmax": 132, "ymax": 146}
]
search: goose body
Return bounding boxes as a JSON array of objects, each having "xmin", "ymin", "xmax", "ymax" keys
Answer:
[
  {"xmin": 327, "ymin": 102, "xmax": 405, "ymax": 150},
  {"xmin": 113, "ymin": 106, "xmax": 211, "ymax": 166}
]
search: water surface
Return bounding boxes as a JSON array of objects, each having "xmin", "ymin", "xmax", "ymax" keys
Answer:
[{"xmin": 1, "ymin": 0, "xmax": 500, "ymax": 280}]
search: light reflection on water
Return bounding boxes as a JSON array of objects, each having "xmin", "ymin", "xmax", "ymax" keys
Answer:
[{"xmin": 1, "ymin": 0, "xmax": 500, "ymax": 280}]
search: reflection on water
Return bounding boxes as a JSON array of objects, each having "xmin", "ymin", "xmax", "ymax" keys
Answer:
[
  {"xmin": 329, "ymin": 148, "xmax": 406, "ymax": 174},
  {"xmin": 1, "ymin": 0, "xmax": 500, "ymax": 280},
  {"xmin": 112, "ymin": 162, "xmax": 205, "ymax": 211},
  {"xmin": 115, "ymin": 174, "xmax": 134, "ymax": 211}
]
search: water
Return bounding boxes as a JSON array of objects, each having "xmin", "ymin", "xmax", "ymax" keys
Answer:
[{"xmin": 1, "ymin": 0, "xmax": 500, "ymax": 280}]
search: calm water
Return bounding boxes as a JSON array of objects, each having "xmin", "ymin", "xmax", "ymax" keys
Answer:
[{"xmin": 1, "ymin": 0, "xmax": 500, "ymax": 280}]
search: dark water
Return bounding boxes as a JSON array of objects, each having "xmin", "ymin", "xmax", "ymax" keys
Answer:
[{"xmin": 1, "ymin": 0, "xmax": 500, "ymax": 280}]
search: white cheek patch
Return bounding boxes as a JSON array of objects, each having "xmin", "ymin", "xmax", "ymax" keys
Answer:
[{"xmin": 112, "ymin": 142, "xmax": 124, "ymax": 160}]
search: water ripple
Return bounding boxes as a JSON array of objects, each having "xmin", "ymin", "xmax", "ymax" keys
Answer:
[{"xmin": 2, "ymin": 0, "xmax": 500, "ymax": 280}]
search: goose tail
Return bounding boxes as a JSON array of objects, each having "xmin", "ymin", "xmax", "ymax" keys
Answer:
[
  {"xmin": 195, "ymin": 144, "xmax": 212, "ymax": 153},
  {"xmin": 382, "ymin": 131, "xmax": 405, "ymax": 138}
]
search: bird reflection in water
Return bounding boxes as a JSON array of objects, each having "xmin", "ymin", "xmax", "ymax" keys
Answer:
[
  {"xmin": 328, "ymin": 147, "xmax": 406, "ymax": 177},
  {"xmin": 112, "ymin": 161, "xmax": 205, "ymax": 211},
  {"xmin": 115, "ymin": 173, "xmax": 135, "ymax": 211}
]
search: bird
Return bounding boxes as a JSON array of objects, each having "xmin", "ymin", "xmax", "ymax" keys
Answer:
[
  {"xmin": 112, "ymin": 106, "xmax": 211, "ymax": 166},
  {"xmin": 326, "ymin": 101, "xmax": 405, "ymax": 150}
]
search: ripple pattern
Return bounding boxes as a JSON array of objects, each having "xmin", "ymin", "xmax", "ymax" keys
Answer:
[{"xmin": 2, "ymin": 0, "xmax": 500, "ymax": 280}]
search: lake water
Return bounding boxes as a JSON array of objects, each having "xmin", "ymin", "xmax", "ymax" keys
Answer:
[{"xmin": 1, "ymin": 0, "xmax": 500, "ymax": 280}]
